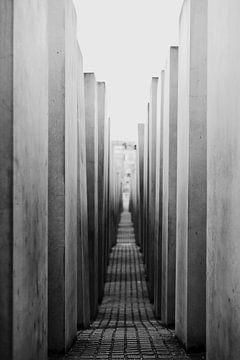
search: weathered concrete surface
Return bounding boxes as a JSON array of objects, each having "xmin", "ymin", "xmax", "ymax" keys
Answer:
[
  {"xmin": 138, "ymin": 124, "xmax": 145, "ymax": 250},
  {"xmin": 148, "ymin": 78, "xmax": 158, "ymax": 302},
  {"xmin": 207, "ymin": 1, "xmax": 240, "ymax": 359},
  {"xmin": 161, "ymin": 47, "xmax": 178, "ymax": 326},
  {"xmin": 154, "ymin": 71, "xmax": 164, "ymax": 318},
  {"xmin": 85, "ymin": 73, "xmax": 99, "ymax": 320},
  {"xmin": 104, "ymin": 118, "xmax": 110, "ymax": 278},
  {"xmin": 143, "ymin": 106, "xmax": 149, "ymax": 265},
  {"xmin": 48, "ymin": 0, "xmax": 78, "ymax": 352},
  {"xmin": 176, "ymin": 0, "xmax": 207, "ymax": 351},
  {"xmin": 77, "ymin": 45, "xmax": 90, "ymax": 329},
  {"xmin": 97, "ymin": 82, "xmax": 106, "ymax": 302},
  {"xmin": 0, "ymin": 1, "xmax": 48, "ymax": 359}
]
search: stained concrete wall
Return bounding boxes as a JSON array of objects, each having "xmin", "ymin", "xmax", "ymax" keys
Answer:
[
  {"xmin": 85, "ymin": 73, "xmax": 99, "ymax": 320},
  {"xmin": 77, "ymin": 45, "xmax": 90, "ymax": 329},
  {"xmin": 48, "ymin": 0, "xmax": 78, "ymax": 352},
  {"xmin": 154, "ymin": 71, "xmax": 165, "ymax": 318},
  {"xmin": 207, "ymin": 1, "xmax": 240, "ymax": 358},
  {"xmin": 97, "ymin": 82, "xmax": 106, "ymax": 302},
  {"xmin": 161, "ymin": 47, "xmax": 178, "ymax": 326},
  {"xmin": 0, "ymin": 1, "xmax": 48, "ymax": 359},
  {"xmin": 176, "ymin": 0, "xmax": 207, "ymax": 351},
  {"xmin": 148, "ymin": 78, "xmax": 158, "ymax": 302}
]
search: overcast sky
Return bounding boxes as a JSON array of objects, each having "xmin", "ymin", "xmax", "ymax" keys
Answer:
[{"xmin": 73, "ymin": 0, "xmax": 183, "ymax": 141}]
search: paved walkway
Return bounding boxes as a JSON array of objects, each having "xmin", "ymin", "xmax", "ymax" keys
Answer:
[{"xmin": 62, "ymin": 211, "xmax": 202, "ymax": 360}]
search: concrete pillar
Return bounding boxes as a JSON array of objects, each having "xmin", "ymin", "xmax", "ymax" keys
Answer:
[
  {"xmin": 84, "ymin": 73, "xmax": 99, "ymax": 320},
  {"xmin": 97, "ymin": 82, "xmax": 106, "ymax": 302},
  {"xmin": 161, "ymin": 47, "xmax": 178, "ymax": 325},
  {"xmin": 103, "ymin": 118, "xmax": 110, "ymax": 276},
  {"xmin": 176, "ymin": 0, "xmax": 207, "ymax": 351},
  {"xmin": 143, "ymin": 106, "xmax": 150, "ymax": 265},
  {"xmin": 77, "ymin": 45, "xmax": 90, "ymax": 329},
  {"xmin": 207, "ymin": 1, "xmax": 240, "ymax": 359},
  {"xmin": 154, "ymin": 71, "xmax": 165, "ymax": 318},
  {"xmin": 48, "ymin": 0, "xmax": 78, "ymax": 353},
  {"xmin": 0, "ymin": 2, "xmax": 48, "ymax": 359},
  {"xmin": 138, "ymin": 124, "xmax": 144, "ymax": 250},
  {"xmin": 104, "ymin": 118, "xmax": 111, "ymax": 273},
  {"xmin": 148, "ymin": 78, "xmax": 158, "ymax": 302}
]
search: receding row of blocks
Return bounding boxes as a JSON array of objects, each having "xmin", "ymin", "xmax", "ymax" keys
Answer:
[
  {"xmin": 0, "ymin": 1, "xmax": 113, "ymax": 359},
  {"xmin": 135, "ymin": 0, "xmax": 240, "ymax": 359},
  {"xmin": 137, "ymin": 0, "xmax": 206, "ymax": 353}
]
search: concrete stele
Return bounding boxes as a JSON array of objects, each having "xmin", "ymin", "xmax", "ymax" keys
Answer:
[
  {"xmin": 0, "ymin": 1, "xmax": 48, "ymax": 359},
  {"xmin": 161, "ymin": 47, "xmax": 178, "ymax": 326},
  {"xmin": 48, "ymin": 0, "xmax": 78, "ymax": 352},
  {"xmin": 154, "ymin": 71, "xmax": 165, "ymax": 318},
  {"xmin": 148, "ymin": 78, "xmax": 158, "ymax": 302},
  {"xmin": 77, "ymin": 45, "xmax": 90, "ymax": 329},
  {"xmin": 176, "ymin": 0, "xmax": 207, "ymax": 351},
  {"xmin": 84, "ymin": 73, "xmax": 99, "ymax": 320},
  {"xmin": 138, "ymin": 124, "xmax": 145, "ymax": 250},
  {"xmin": 97, "ymin": 82, "xmax": 106, "ymax": 302},
  {"xmin": 143, "ymin": 106, "xmax": 150, "ymax": 265},
  {"xmin": 207, "ymin": 0, "xmax": 240, "ymax": 359}
]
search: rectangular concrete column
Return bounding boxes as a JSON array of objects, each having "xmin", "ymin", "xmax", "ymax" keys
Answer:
[
  {"xmin": 148, "ymin": 78, "xmax": 158, "ymax": 302},
  {"xmin": 104, "ymin": 118, "xmax": 111, "ymax": 273},
  {"xmin": 77, "ymin": 45, "xmax": 90, "ymax": 329},
  {"xmin": 176, "ymin": 0, "xmax": 207, "ymax": 351},
  {"xmin": 48, "ymin": 0, "xmax": 78, "ymax": 353},
  {"xmin": 138, "ymin": 124, "xmax": 144, "ymax": 250},
  {"xmin": 143, "ymin": 106, "xmax": 150, "ymax": 264},
  {"xmin": 97, "ymin": 82, "xmax": 106, "ymax": 302},
  {"xmin": 161, "ymin": 47, "xmax": 178, "ymax": 325},
  {"xmin": 84, "ymin": 73, "xmax": 99, "ymax": 320},
  {"xmin": 0, "ymin": 2, "xmax": 48, "ymax": 359},
  {"xmin": 154, "ymin": 71, "xmax": 165, "ymax": 318},
  {"xmin": 207, "ymin": 1, "xmax": 240, "ymax": 359}
]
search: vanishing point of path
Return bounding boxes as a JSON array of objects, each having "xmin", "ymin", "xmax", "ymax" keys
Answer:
[{"xmin": 63, "ymin": 211, "xmax": 202, "ymax": 360}]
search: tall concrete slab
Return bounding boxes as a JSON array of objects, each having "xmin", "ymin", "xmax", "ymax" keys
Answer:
[
  {"xmin": 138, "ymin": 124, "xmax": 144, "ymax": 250},
  {"xmin": 0, "ymin": 1, "xmax": 48, "ymax": 359},
  {"xmin": 85, "ymin": 73, "xmax": 99, "ymax": 320},
  {"xmin": 207, "ymin": 1, "xmax": 240, "ymax": 358},
  {"xmin": 154, "ymin": 71, "xmax": 165, "ymax": 318},
  {"xmin": 143, "ymin": 106, "xmax": 150, "ymax": 265},
  {"xmin": 161, "ymin": 47, "xmax": 178, "ymax": 325},
  {"xmin": 77, "ymin": 45, "xmax": 90, "ymax": 329},
  {"xmin": 176, "ymin": 0, "xmax": 207, "ymax": 351},
  {"xmin": 48, "ymin": 0, "xmax": 78, "ymax": 353},
  {"xmin": 148, "ymin": 78, "xmax": 158, "ymax": 302},
  {"xmin": 104, "ymin": 118, "xmax": 111, "ymax": 276},
  {"xmin": 97, "ymin": 82, "xmax": 106, "ymax": 302}
]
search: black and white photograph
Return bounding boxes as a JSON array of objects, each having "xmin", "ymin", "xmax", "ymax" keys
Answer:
[{"xmin": 0, "ymin": 0, "xmax": 236, "ymax": 359}]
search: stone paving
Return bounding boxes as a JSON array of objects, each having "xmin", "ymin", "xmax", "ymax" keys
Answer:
[{"xmin": 54, "ymin": 211, "xmax": 205, "ymax": 360}]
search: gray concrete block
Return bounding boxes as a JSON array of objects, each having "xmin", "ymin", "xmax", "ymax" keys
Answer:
[
  {"xmin": 97, "ymin": 82, "xmax": 106, "ymax": 302},
  {"xmin": 138, "ymin": 124, "xmax": 144, "ymax": 250},
  {"xmin": 176, "ymin": 0, "xmax": 207, "ymax": 351},
  {"xmin": 104, "ymin": 118, "xmax": 111, "ymax": 275},
  {"xmin": 207, "ymin": 1, "xmax": 240, "ymax": 359},
  {"xmin": 161, "ymin": 47, "xmax": 178, "ymax": 326},
  {"xmin": 154, "ymin": 71, "xmax": 165, "ymax": 318},
  {"xmin": 143, "ymin": 106, "xmax": 150, "ymax": 265},
  {"xmin": 148, "ymin": 78, "xmax": 158, "ymax": 302},
  {"xmin": 0, "ymin": 1, "xmax": 48, "ymax": 359},
  {"xmin": 48, "ymin": 0, "xmax": 78, "ymax": 352},
  {"xmin": 84, "ymin": 73, "xmax": 99, "ymax": 319},
  {"xmin": 77, "ymin": 45, "xmax": 90, "ymax": 329}
]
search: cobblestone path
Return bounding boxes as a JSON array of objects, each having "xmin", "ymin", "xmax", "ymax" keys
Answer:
[{"xmin": 64, "ymin": 211, "xmax": 198, "ymax": 360}]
